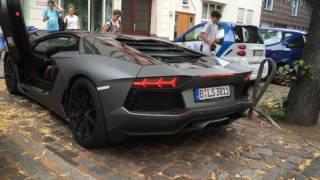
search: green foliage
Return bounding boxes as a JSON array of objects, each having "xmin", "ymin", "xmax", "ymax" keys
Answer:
[
  {"xmin": 278, "ymin": 60, "xmax": 314, "ymax": 80},
  {"xmin": 259, "ymin": 97, "xmax": 287, "ymax": 121}
]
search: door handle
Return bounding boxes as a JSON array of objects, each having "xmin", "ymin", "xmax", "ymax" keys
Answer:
[{"xmin": 133, "ymin": 23, "xmax": 136, "ymax": 31}]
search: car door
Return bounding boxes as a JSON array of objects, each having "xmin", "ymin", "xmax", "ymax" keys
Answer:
[
  {"xmin": 175, "ymin": 24, "xmax": 204, "ymax": 52},
  {"xmin": 0, "ymin": 0, "xmax": 33, "ymax": 64},
  {"xmin": 24, "ymin": 34, "xmax": 80, "ymax": 116},
  {"xmin": 31, "ymin": 34, "xmax": 80, "ymax": 86},
  {"xmin": 175, "ymin": 23, "xmax": 225, "ymax": 55},
  {"xmin": 284, "ymin": 35, "xmax": 305, "ymax": 64}
]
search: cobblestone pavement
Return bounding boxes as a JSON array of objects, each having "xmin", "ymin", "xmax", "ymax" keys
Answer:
[{"xmin": 0, "ymin": 81, "xmax": 320, "ymax": 180}]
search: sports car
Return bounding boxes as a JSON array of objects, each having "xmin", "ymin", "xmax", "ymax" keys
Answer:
[{"xmin": 0, "ymin": 0, "xmax": 252, "ymax": 148}]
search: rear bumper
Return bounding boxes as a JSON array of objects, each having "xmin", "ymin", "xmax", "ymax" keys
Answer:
[{"xmin": 105, "ymin": 100, "xmax": 252, "ymax": 141}]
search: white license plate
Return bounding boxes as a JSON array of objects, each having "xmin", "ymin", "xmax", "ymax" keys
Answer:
[
  {"xmin": 254, "ymin": 50, "xmax": 264, "ymax": 56},
  {"xmin": 195, "ymin": 86, "xmax": 231, "ymax": 102}
]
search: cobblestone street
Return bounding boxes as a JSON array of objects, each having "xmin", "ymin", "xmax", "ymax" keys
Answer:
[{"xmin": 0, "ymin": 80, "xmax": 320, "ymax": 179}]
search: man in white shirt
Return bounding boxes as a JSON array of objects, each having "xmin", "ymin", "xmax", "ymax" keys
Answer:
[{"xmin": 200, "ymin": 11, "xmax": 222, "ymax": 55}]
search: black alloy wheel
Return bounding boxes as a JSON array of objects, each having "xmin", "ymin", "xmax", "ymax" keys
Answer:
[{"xmin": 67, "ymin": 78, "xmax": 110, "ymax": 148}]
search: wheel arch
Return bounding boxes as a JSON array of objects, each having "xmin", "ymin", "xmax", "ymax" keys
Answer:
[{"xmin": 62, "ymin": 74, "xmax": 97, "ymax": 117}]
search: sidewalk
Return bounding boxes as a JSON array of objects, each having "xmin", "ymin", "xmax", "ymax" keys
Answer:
[{"xmin": 0, "ymin": 80, "xmax": 319, "ymax": 179}]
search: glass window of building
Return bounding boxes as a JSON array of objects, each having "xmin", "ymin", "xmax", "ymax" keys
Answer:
[
  {"xmin": 291, "ymin": 0, "xmax": 299, "ymax": 16},
  {"xmin": 237, "ymin": 8, "xmax": 245, "ymax": 24},
  {"xmin": 264, "ymin": 0, "xmax": 274, "ymax": 11},
  {"xmin": 202, "ymin": 2, "xmax": 223, "ymax": 20},
  {"xmin": 246, "ymin": 10, "xmax": 254, "ymax": 25}
]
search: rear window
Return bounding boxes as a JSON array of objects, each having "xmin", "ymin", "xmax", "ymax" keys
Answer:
[
  {"xmin": 234, "ymin": 26, "xmax": 263, "ymax": 44},
  {"xmin": 260, "ymin": 30, "xmax": 295, "ymax": 45}
]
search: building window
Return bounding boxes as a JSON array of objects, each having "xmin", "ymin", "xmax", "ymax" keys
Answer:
[
  {"xmin": 202, "ymin": 2, "xmax": 223, "ymax": 20},
  {"xmin": 237, "ymin": 8, "xmax": 245, "ymax": 24},
  {"xmin": 105, "ymin": 0, "xmax": 113, "ymax": 20},
  {"xmin": 291, "ymin": 0, "xmax": 299, "ymax": 16},
  {"xmin": 264, "ymin": 0, "xmax": 274, "ymax": 11},
  {"xmin": 246, "ymin": 10, "xmax": 253, "ymax": 25}
]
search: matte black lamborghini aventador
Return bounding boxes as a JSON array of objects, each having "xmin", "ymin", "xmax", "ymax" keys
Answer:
[{"xmin": 0, "ymin": 0, "xmax": 253, "ymax": 148}]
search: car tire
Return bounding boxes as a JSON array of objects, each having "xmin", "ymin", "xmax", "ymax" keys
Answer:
[
  {"xmin": 67, "ymin": 78, "xmax": 111, "ymax": 148},
  {"xmin": 3, "ymin": 54, "xmax": 19, "ymax": 95},
  {"xmin": 272, "ymin": 68, "xmax": 291, "ymax": 86}
]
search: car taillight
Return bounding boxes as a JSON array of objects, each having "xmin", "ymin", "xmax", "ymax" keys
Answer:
[
  {"xmin": 237, "ymin": 50, "xmax": 246, "ymax": 57},
  {"xmin": 238, "ymin": 44, "xmax": 247, "ymax": 50},
  {"xmin": 133, "ymin": 77, "xmax": 179, "ymax": 89},
  {"xmin": 243, "ymin": 73, "xmax": 251, "ymax": 81}
]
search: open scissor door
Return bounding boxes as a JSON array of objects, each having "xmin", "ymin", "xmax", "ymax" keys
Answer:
[{"xmin": 0, "ymin": 0, "xmax": 33, "ymax": 64}]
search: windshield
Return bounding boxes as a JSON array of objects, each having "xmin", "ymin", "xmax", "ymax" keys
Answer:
[{"xmin": 234, "ymin": 26, "xmax": 264, "ymax": 44}]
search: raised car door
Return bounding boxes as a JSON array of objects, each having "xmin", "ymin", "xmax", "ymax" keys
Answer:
[{"xmin": 0, "ymin": 0, "xmax": 33, "ymax": 64}]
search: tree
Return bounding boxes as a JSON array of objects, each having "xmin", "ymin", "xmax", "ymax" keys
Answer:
[{"xmin": 285, "ymin": 0, "xmax": 320, "ymax": 126}]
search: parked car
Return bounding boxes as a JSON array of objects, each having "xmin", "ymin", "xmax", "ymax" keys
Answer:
[
  {"xmin": 174, "ymin": 22, "xmax": 268, "ymax": 80},
  {"xmin": 1, "ymin": 0, "xmax": 252, "ymax": 148},
  {"xmin": 259, "ymin": 28, "xmax": 306, "ymax": 85}
]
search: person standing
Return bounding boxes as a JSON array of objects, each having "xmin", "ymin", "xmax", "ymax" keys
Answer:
[
  {"xmin": 43, "ymin": 0, "xmax": 64, "ymax": 33},
  {"xmin": 103, "ymin": 10, "xmax": 122, "ymax": 33},
  {"xmin": 0, "ymin": 26, "xmax": 4, "ymax": 51},
  {"xmin": 200, "ymin": 11, "xmax": 222, "ymax": 55},
  {"xmin": 64, "ymin": 7, "xmax": 80, "ymax": 31}
]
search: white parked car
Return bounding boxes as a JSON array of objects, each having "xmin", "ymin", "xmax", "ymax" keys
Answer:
[{"xmin": 174, "ymin": 22, "xmax": 268, "ymax": 80}]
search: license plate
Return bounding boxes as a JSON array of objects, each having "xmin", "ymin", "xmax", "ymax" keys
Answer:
[
  {"xmin": 254, "ymin": 50, "xmax": 264, "ymax": 56},
  {"xmin": 195, "ymin": 86, "xmax": 231, "ymax": 102}
]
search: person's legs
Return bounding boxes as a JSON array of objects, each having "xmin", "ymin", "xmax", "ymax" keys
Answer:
[
  {"xmin": 0, "ymin": 49, "xmax": 5, "ymax": 78},
  {"xmin": 0, "ymin": 49, "xmax": 5, "ymax": 62}
]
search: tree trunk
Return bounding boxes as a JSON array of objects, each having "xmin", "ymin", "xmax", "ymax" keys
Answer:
[{"xmin": 285, "ymin": 2, "xmax": 320, "ymax": 126}]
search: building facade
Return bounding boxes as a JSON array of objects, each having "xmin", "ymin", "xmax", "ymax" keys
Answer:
[
  {"xmin": 21, "ymin": 0, "xmax": 263, "ymax": 40},
  {"xmin": 260, "ymin": 0, "xmax": 312, "ymax": 31}
]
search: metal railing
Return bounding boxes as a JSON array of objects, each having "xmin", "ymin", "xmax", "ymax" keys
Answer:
[{"xmin": 248, "ymin": 58, "xmax": 281, "ymax": 129}]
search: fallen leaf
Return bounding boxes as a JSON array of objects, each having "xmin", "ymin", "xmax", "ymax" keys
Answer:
[
  {"xmin": 313, "ymin": 152, "xmax": 320, "ymax": 158},
  {"xmin": 60, "ymin": 172, "xmax": 71, "ymax": 177},
  {"xmin": 266, "ymin": 164, "xmax": 275, "ymax": 169},
  {"xmin": 209, "ymin": 172, "xmax": 217, "ymax": 180},
  {"xmin": 298, "ymin": 159, "xmax": 312, "ymax": 170},
  {"xmin": 33, "ymin": 150, "xmax": 47, "ymax": 160}
]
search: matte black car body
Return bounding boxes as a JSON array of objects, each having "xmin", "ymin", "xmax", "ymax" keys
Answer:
[{"xmin": 0, "ymin": 0, "xmax": 252, "ymax": 147}]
